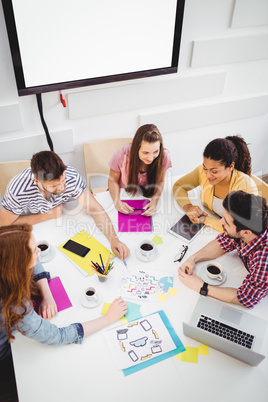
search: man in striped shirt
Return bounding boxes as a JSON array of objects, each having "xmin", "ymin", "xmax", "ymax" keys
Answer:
[
  {"xmin": 178, "ymin": 191, "xmax": 268, "ymax": 309},
  {"xmin": 0, "ymin": 151, "xmax": 129, "ymax": 259}
]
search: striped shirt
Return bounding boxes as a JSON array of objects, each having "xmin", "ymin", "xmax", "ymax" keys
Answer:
[
  {"xmin": 2, "ymin": 167, "xmax": 86, "ymax": 215},
  {"xmin": 217, "ymin": 230, "xmax": 268, "ymax": 308}
]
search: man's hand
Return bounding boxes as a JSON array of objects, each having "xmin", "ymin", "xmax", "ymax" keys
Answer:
[
  {"xmin": 38, "ymin": 294, "xmax": 58, "ymax": 319},
  {"xmin": 110, "ymin": 237, "xmax": 130, "ymax": 259},
  {"xmin": 179, "ymin": 257, "xmax": 196, "ymax": 275},
  {"xmin": 178, "ymin": 267, "xmax": 203, "ymax": 292}
]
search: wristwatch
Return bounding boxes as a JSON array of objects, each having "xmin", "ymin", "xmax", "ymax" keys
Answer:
[{"xmin": 200, "ymin": 282, "xmax": 208, "ymax": 296}]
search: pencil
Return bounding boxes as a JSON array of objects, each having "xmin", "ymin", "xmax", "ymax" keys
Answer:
[{"xmin": 99, "ymin": 252, "xmax": 104, "ymax": 268}]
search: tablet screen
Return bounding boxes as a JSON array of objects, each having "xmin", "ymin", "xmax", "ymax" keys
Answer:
[{"xmin": 169, "ymin": 214, "xmax": 204, "ymax": 241}]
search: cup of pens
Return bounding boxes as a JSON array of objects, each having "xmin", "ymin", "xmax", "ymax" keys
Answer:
[{"xmin": 91, "ymin": 252, "xmax": 114, "ymax": 282}]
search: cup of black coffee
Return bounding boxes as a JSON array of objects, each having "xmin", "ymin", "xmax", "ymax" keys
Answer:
[
  {"xmin": 85, "ymin": 287, "xmax": 98, "ymax": 303},
  {"xmin": 206, "ymin": 262, "xmax": 223, "ymax": 281},
  {"xmin": 37, "ymin": 240, "xmax": 50, "ymax": 258},
  {"xmin": 139, "ymin": 239, "xmax": 155, "ymax": 258}
]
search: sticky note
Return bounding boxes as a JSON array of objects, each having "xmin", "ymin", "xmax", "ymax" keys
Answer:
[
  {"xmin": 177, "ymin": 346, "xmax": 198, "ymax": 364},
  {"xmin": 152, "ymin": 235, "xmax": 163, "ymax": 246},
  {"xmin": 157, "ymin": 293, "xmax": 168, "ymax": 302},
  {"xmin": 198, "ymin": 345, "xmax": 209, "ymax": 356},
  {"xmin": 167, "ymin": 287, "xmax": 178, "ymax": 297}
]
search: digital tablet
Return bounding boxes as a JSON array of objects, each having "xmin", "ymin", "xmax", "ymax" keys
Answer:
[{"xmin": 168, "ymin": 214, "xmax": 205, "ymax": 242}]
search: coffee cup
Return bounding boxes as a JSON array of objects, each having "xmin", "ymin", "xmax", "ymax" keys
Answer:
[
  {"xmin": 85, "ymin": 287, "xmax": 98, "ymax": 303},
  {"xmin": 139, "ymin": 239, "xmax": 155, "ymax": 258},
  {"xmin": 206, "ymin": 262, "xmax": 223, "ymax": 281},
  {"xmin": 37, "ymin": 240, "xmax": 50, "ymax": 258}
]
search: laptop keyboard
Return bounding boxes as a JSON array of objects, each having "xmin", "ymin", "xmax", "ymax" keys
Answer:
[{"xmin": 197, "ymin": 314, "xmax": 254, "ymax": 349}]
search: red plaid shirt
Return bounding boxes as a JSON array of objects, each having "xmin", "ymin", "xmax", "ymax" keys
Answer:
[{"xmin": 217, "ymin": 230, "xmax": 268, "ymax": 308}]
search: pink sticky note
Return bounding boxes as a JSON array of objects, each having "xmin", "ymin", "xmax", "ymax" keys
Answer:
[{"xmin": 118, "ymin": 200, "xmax": 152, "ymax": 232}]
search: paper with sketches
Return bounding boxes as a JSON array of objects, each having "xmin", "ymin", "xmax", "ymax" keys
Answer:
[
  {"xmin": 105, "ymin": 311, "xmax": 177, "ymax": 370},
  {"xmin": 119, "ymin": 270, "xmax": 174, "ymax": 301}
]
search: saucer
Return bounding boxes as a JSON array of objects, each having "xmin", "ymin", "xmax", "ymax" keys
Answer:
[
  {"xmin": 135, "ymin": 246, "xmax": 159, "ymax": 262},
  {"xmin": 38, "ymin": 245, "xmax": 56, "ymax": 263},
  {"xmin": 79, "ymin": 291, "xmax": 103, "ymax": 309},
  {"xmin": 199, "ymin": 265, "xmax": 227, "ymax": 286}
]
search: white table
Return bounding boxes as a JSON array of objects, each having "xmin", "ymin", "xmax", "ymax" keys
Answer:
[{"xmin": 11, "ymin": 178, "xmax": 268, "ymax": 402}]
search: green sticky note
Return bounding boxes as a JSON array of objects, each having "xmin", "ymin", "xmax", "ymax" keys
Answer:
[{"xmin": 152, "ymin": 235, "xmax": 163, "ymax": 246}]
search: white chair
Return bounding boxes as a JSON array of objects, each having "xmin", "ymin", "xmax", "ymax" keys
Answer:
[
  {"xmin": 0, "ymin": 160, "xmax": 30, "ymax": 199},
  {"xmin": 251, "ymin": 175, "xmax": 268, "ymax": 204},
  {"xmin": 83, "ymin": 138, "xmax": 132, "ymax": 195}
]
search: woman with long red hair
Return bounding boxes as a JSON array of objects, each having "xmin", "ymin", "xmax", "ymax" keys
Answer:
[{"xmin": 0, "ymin": 225, "xmax": 127, "ymax": 398}]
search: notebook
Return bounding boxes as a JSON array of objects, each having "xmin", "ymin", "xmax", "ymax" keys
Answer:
[
  {"xmin": 118, "ymin": 199, "xmax": 152, "ymax": 232},
  {"xmin": 183, "ymin": 296, "xmax": 267, "ymax": 366}
]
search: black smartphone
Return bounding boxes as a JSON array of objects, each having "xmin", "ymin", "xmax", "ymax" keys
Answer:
[{"xmin": 63, "ymin": 239, "xmax": 90, "ymax": 257}]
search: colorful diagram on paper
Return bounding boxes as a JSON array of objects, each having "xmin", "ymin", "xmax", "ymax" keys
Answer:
[
  {"xmin": 105, "ymin": 312, "xmax": 177, "ymax": 370},
  {"xmin": 119, "ymin": 270, "xmax": 174, "ymax": 301}
]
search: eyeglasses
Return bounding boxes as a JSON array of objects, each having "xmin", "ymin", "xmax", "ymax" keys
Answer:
[{"xmin": 174, "ymin": 245, "xmax": 188, "ymax": 263}]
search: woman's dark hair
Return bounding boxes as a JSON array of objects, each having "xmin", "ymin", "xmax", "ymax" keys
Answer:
[
  {"xmin": 223, "ymin": 191, "xmax": 268, "ymax": 235},
  {"xmin": 31, "ymin": 151, "xmax": 67, "ymax": 181},
  {"xmin": 126, "ymin": 124, "xmax": 164, "ymax": 197},
  {"xmin": 203, "ymin": 135, "xmax": 252, "ymax": 175}
]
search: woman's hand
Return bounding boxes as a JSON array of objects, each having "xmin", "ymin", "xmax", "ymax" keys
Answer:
[
  {"xmin": 110, "ymin": 237, "xmax": 130, "ymax": 259},
  {"xmin": 184, "ymin": 204, "xmax": 207, "ymax": 224},
  {"xmin": 106, "ymin": 297, "xmax": 128, "ymax": 323},
  {"xmin": 116, "ymin": 201, "xmax": 134, "ymax": 214},
  {"xmin": 142, "ymin": 199, "xmax": 158, "ymax": 216},
  {"xmin": 39, "ymin": 294, "xmax": 58, "ymax": 319}
]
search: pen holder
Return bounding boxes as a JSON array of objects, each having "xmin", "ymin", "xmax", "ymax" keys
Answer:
[{"xmin": 96, "ymin": 271, "xmax": 108, "ymax": 282}]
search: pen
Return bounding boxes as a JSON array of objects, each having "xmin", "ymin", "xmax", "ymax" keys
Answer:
[{"xmin": 122, "ymin": 259, "xmax": 128, "ymax": 269}]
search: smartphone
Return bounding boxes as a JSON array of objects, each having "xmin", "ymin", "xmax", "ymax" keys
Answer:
[
  {"xmin": 168, "ymin": 214, "xmax": 205, "ymax": 242},
  {"xmin": 63, "ymin": 239, "xmax": 90, "ymax": 257}
]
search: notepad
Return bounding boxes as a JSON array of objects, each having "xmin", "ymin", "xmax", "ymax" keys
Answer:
[
  {"xmin": 58, "ymin": 230, "xmax": 115, "ymax": 276},
  {"xmin": 34, "ymin": 276, "xmax": 72, "ymax": 313},
  {"xmin": 118, "ymin": 200, "xmax": 152, "ymax": 232}
]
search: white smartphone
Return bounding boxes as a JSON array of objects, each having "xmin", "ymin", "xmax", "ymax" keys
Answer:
[{"xmin": 168, "ymin": 214, "xmax": 205, "ymax": 242}]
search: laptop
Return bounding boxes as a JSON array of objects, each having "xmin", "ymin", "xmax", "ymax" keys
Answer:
[{"xmin": 183, "ymin": 296, "xmax": 268, "ymax": 366}]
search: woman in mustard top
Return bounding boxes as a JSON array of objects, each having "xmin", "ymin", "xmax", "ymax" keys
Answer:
[{"xmin": 172, "ymin": 135, "xmax": 258, "ymax": 232}]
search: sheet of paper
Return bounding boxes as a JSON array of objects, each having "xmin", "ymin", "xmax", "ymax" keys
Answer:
[
  {"xmin": 105, "ymin": 311, "xmax": 177, "ymax": 370},
  {"xmin": 118, "ymin": 199, "xmax": 152, "ymax": 232},
  {"xmin": 58, "ymin": 230, "xmax": 114, "ymax": 276},
  {"xmin": 119, "ymin": 270, "xmax": 174, "ymax": 301}
]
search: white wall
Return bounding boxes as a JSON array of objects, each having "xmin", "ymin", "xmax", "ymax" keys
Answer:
[{"xmin": 0, "ymin": 0, "xmax": 268, "ymax": 181}]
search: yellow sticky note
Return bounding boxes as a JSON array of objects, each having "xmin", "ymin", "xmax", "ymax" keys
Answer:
[
  {"xmin": 176, "ymin": 353, "xmax": 182, "ymax": 362},
  {"xmin": 167, "ymin": 287, "xmax": 178, "ymax": 297},
  {"xmin": 101, "ymin": 302, "xmax": 110, "ymax": 315},
  {"xmin": 178, "ymin": 346, "xmax": 198, "ymax": 363},
  {"xmin": 198, "ymin": 345, "xmax": 209, "ymax": 356},
  {"xmin": 157, "ymin": 293, "xmax": 168, "ymax": 302},
  {"xmin": 152, "ymin": 235, "xmax": 163, "ymax": 246},
  {"xmin": 119, "ymin": 318, "xmax": 128, "ymax": 325}
]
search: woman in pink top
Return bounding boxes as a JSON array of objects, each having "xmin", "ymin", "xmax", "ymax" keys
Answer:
[{"xmin": 108, "ymin": 124, "xmax": 172, "ymax": 216}]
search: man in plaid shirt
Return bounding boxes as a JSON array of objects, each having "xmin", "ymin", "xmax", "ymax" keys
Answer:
[{"xmin": 178, "ymin": 191, "xmax": 268, "ymax": 309}]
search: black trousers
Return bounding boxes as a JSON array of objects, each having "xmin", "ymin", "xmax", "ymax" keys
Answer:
[{"xmin": 0, "ymin": 353, "xmax": 18, "ymax": 402}]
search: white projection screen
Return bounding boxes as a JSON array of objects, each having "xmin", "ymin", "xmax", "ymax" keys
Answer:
[{"xmin": 2, "ymin": 0, "xmax": 185, "ymax": 95}]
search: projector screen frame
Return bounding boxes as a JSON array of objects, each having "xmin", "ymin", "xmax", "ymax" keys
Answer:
[{"xmin": 2, "ymin": 0, "xmax": 185, "ymax": 96}]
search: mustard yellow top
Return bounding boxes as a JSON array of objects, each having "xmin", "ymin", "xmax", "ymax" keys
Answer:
[{"xmin": 172, "ymin": 165, "xmax": 258, "ymax": 232}]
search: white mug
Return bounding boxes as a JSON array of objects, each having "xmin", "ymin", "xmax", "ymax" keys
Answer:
[
  {"xmin": 206, "ymin": 262, "xmax": 223, "ymax": 281},
  {"xmin": 37, "ymin": 240, "xmax": 50, "ymax": 257},
  {"xmin": 139, "ymin": 239, "xmax": 155, "ymax": 258},
  {"xmin": 85, "ymin": 287, "xmax": 98, "ymax": 303}
]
